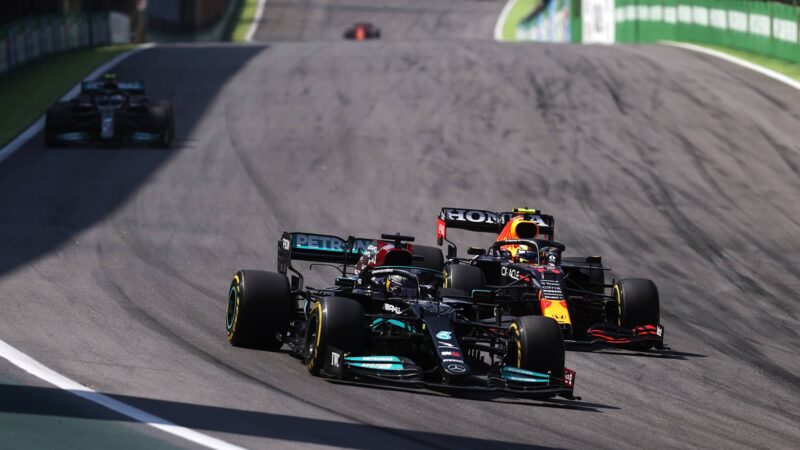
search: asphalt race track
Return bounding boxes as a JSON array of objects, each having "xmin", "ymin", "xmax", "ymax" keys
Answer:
[{"xmin": 1, "ymin": 0, "xmax": 799, "ymax": 448}]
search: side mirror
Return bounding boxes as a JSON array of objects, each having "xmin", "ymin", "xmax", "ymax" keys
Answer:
[
  {"xmin": 447, "ymin": 244, "xmax": 457, "ymax": 259},
  {"xmin": 467, "ymin": 247, "xmax": 485, "ymax": 256}
]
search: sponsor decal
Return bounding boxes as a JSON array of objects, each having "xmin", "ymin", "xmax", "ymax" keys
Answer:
[
  {"xmin": 650, "ymin": 5, "xmax": 663, "ymax": 21},
  {"xmin": 436, "ymin": 331, "xmax": 452, "ymax": 340},
  {"xmin": 442, "ymin": 208, "xmax": 504, "ymax": 225},
  {"xmin": 638, "ymin": 5, "xmax": 649, "ymax": 20},
  {"xmin": 440, "ymin": 351, "xmax": 462, "ymax": 358},
  {"xmin": 350, "ymin": 363, "xmax": 404, "ymax": 370},
  {"xmin": 563, "ymin": 368, "xmax": 576, "ymax": 388},
  {"xmin": 331, "ymin": 352, "xmax": 340, "ymax": 368},
  {"xmin": 447, "ymin": 364, "xmax": 466, "ymax": 373},
  {"xmin": 678, "ymin": 5, "xmax": 692, "ymax": 23},
  {"xmin": 437, "ymin": 218, "xmax": 446, "ymax": 241},
  {"xmin": 371, "ymin": 268, "xmax": 404, "ymax": 276},
  {"xmin": 709, "ymin": 9, "xmax": 726, "ymax": 30},
  {"xmin": 729, "ymin": 11, "xmax": 747, "ymax": 33},
  {"xmin": 501, "ymin": 266, "xmax": 521, "ymax": 279},
  {"xmin": 657, "ymin": 325, "xmax": 664, "ymax": 337},
  {"xmin": 664, "ymin": 6, "xmax": 677, "ymax": 24},
  {"xmin": 437, "ymin": 342, "xmax": 455, "ymax": 348},
  {"xmin": 345, "ymin": 355, "xmax": 401, "ymax": 362},
  {"xmin": 540, "ymin": 279, "xmax": 564, "ymax": 300},
  {"xmin": 383, "ymin": 303, "xmax": 401, "ymax": 314},
  {"xmin": 774, "ymin": 19, "xmax": 798, "ymax": 43},
  {"xmin": 442, "ymin": 358, "xmax": 464, "ymax": 363},
  {"xmin": 292, "ymin": 234, "xmax": 373, "ymax": 254},
  {"xmin": 282, "ymin": 238, "xmax": 290, "ymax": 250},
  {"xmin": 692, "ymin": 6, "xmax": 709, "ymax": 26},
  {"xmin": 749, "ymin": 14, "xmax": 770, "ymax": 37}
]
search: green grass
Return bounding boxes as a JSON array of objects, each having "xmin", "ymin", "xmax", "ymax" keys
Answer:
[
  {"xmin": 501, "ymin": 0, "xmax": 542, "ymax": 41},
  {"xmin": 231, "ymin": 0, "xmax": 261, "ymax": 42},
  {"xmin": 0, "ymin": 44, "xmax": 136, "ymax": 147},
  {"xmin": 695, "ymin": 44, "xmax": 800, "ymax": 83}
]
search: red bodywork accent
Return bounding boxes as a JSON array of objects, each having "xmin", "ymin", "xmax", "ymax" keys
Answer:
[
  {"xmin": 437, "ymin": 218, "xmax": 446, "ymax": 242},
  {"xmin": 373, "ymin": 240, "xmax": 413, "ymax": 267},
  {"xmin": 586, "ymin": 324, "xmax": 661, "ymax": 344},
  {"xmin": 355, "ymin": 27, "xmax": 365, "ymax": 41},
  {"xmin": 563, "ymin": 368, "xmax": 576, "ymax": 389}
]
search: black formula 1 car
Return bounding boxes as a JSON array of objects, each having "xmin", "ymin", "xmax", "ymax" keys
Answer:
[
  {"xmin": 45, "ymin": 73, "xmax": 175, "ymax": 147},
  {"xmin": 225, "ymin": 231, "xmax": 578, "ymax": 400},
  {"xmin": 435, "ymin": 207, "xmax": 665, "ymax": 349},
  {"xmin": 343, "ymin": 22, "xmax": 381, "ymax": 40}
]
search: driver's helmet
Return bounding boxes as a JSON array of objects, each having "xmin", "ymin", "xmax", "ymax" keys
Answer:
[
  {"xmin": 385, "ymin": 274, "xmax": 416, "ymax": 298},
  {"xmin": 516, "ymin": 244, "xmax": 539, "ymax": 264}
]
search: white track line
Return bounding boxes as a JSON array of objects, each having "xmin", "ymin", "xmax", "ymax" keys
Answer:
[
  {"xmin": 0, "ymin": 339, "xmax": 247, "ymax": 450},
  {"xmin": 663, "ymin": 41, "xmax": 800, "ymax": 91},
  {"xmin": 0, "ymin": 43, "xmax": 155, "ymax": 164},
  {"xmin": 245, "ymin": 0, "xmax": 267, "ymax": 42},
  {"xmin": 494, "ymin": 0, "xmax": 521, "ymax": 41}
]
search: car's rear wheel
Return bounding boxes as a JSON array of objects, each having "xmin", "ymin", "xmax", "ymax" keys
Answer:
[
  {"xmin": 304, "ymin": 296, "xmax": 366, "ymax": 375},
  {"xmin": 507, "ymin": 316, "xmax": 565, "ymax": 382},
  {"xmin": 412, "ymin": 245, "xmax": 444, "ymax": 271},
  {"xmin": 444, "ymin": 264, "xmax": 485, "ymax": 295},
  {"xmin": 226, "ymin": 270, "xmax": 292, "ymax": 350},
  {"xmin": 445, "ymin": 264, "xmax": 488, "ymax": 319}
]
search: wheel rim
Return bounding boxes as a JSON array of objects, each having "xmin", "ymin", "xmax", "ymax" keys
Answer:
[
  {"xmin": 613, "ymin": 284, "xmax": 622, "ymax": 327},
  {"xmin": 305, "ymin": 312, "xmax": 319, "ymax": 366},
  {"xmin": 507, "ymin": 323, "xmax": 522, "ymax": 367},
  {"xmin": 226, "ymin": 286, "xmax": 237, "ymax": 331}
]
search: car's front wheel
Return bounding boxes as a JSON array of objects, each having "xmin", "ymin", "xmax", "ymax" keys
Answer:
[
  {"xmin": 304, "ymin": 296, "xmax": 366, "ymax": 375},
  {"xmin": 226, "ymin": 270, "xmax": 292, "ymax": 350}
]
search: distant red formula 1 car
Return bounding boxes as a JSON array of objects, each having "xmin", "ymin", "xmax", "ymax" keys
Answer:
[
  {"xmin": 344, "ymin": 22, "xmax": 381, "ymax": 40},
  {"xmin": 435, "ymin": 207, "xmax": 665, "ymax": 350}
]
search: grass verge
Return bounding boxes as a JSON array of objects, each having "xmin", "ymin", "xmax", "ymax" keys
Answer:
[
  {"xmin": 693, "ymin": 44, "xmax": 800, "ymax": 83},
  {"xmin": 0, "ymin": 44, "xmax": 136, "ymax": 147},
  {"xmin": 231, "ymin": 0, "xmax": 261, "ymax": 42},
  {"xmin": 501, "ymin": 0, "xmax": 542, "ymax": 41}
]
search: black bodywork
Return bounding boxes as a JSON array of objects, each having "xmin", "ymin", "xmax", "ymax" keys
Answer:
[
  {"xmin": 343, "ymin": 22, "xmax": 381, "ymax": 39},
  {"xmin": 438, "ymin": 208, "xmax": 665, "ymax": 348},
  {"xmin": 45, "ymin": 77, "xmax": 174, "ymax": 147},
  {"xmin": 275, "ymin": 231, "xmax": 577, "ymax": 399}
]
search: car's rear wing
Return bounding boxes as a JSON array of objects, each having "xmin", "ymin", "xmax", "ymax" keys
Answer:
[
  {"xmin": 277, "ymin": 232, "xmax": 375, "ymax": 287},
  {"xmin": 278, "ymin": 232, "xmax": 374, "ymax": 266},
  {"xmin": 437, "ymin": 207, "xmax": 554, "ymax": 245},
  {"xmin": 80, "ymin": 80, "xmax": 146, "ymax": 95}
]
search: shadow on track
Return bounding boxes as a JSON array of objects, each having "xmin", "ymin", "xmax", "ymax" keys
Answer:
[
  {"xmin": 326, "ymin": 379, "xmax": 617, "ymax": 413},
  {"xmin": 0, "ymin": 45, "xmax": 265, "ymax": 277},
  {"xmin": 567, "ymin": 345, "xmax": 708, "ymax": 360},
  {"xmin": 0, "ymin": 384, "xmax": 561, "ymax": 449}
]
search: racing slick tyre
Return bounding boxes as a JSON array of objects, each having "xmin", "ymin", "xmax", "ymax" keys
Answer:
[
  {"xmin": 413, "ymin": 245, "xmax": 444, "ymax": 271},
  {"xmin": 304, "ymin": 296, "xmax": 366, "ymax": 376},
  {"xmin": 614, "ymin": 278, "xmax": 660, "ymax": 329},
  {"xmin": 507, "ymin": 316, "xmax": 565, "ymax": 381},
  {"xmin": 444, "ymin": 264, "xmax": 486, "ymax": 294},
  {"xmin": 226, "ymin": 270, "xmax": 292, "ymax": 350},
  {"xmin": 45, "ymin": 103, "xmax": 70, "ymax": 147},
  {"xmin": 445, "ymin": 264, "xmax": 488, "ymax": 319},
  {"xmin": 149, "ymin": 101, "xmax": 174, "ymax": 148}
]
